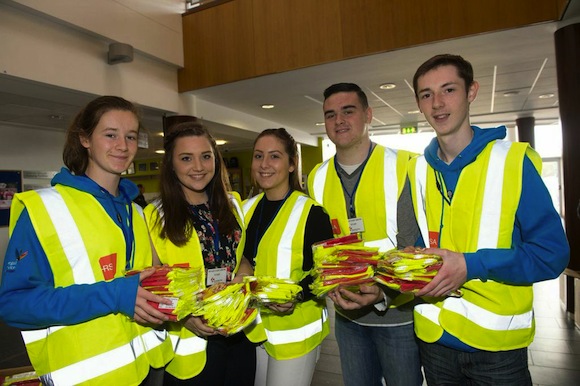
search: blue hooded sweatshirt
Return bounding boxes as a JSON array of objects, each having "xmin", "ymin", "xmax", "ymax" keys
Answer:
[
  {"xmin": 0, "ymin": 168, "xmax": 143, "ymax": 329},
  {"xmin": 423, "ymin": 126, "xmax": 570, "ymax": 351}
]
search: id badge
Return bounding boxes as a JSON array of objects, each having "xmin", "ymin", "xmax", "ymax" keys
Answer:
[
  {"xmin": 348, "ymin": 217, "xmax": 365, "ymax": 233},
  {"xmin": 207, "ymin": 267, "xmax": 227, "ymax": 285}
]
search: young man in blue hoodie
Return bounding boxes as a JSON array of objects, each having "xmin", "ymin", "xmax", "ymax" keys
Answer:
[{"xmin": 408, "ymin": 54, "xmax": 569, "ymax": 385}]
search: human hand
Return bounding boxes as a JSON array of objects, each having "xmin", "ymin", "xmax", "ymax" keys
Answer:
[
  {"xmin": 327, "ymin": 284, "xmax": 383, "ymax": 310},
  {"xmin": 266, "ymin": 301, "xmax": 295, "ymax": 314},
  {"xmin": 133, "ymin": 268, "xmax": 172, "ymax": 325},
  {"xmin": 183, "ymin": 315, "xmax": 217, "ymax": 337},
  {"xmin": 415, "ymin": 248, "xmax": 467, "ymax": 297}
]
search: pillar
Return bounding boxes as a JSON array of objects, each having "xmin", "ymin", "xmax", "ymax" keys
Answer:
[
  {"xmin": 515, "ymin": 117, "xmax": 535, "ymax": 148},
  {"xmin": 555, "ymin": 23, "xmax": 580, "ymax": 316}
]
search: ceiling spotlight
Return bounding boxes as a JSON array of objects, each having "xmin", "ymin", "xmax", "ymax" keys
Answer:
[
  {"xmin": 315, "ymin": 122, "xmax": 325, "ymax": 126},
  {"xmin": 216, "ymin": 139, "xmax": 227, "ymax": 145},
  {"xmin": 379, "ymin": 83, "xmax": 396, "ymax": 90},
  {"xmin": 502, "ymin": 91, "xmax": 519, "ymax": 97},
  {"xmin": 155, "ymin": 150, "xmax": 165, "ymax": 154},
  {"xmin": 539, "ymin": 93, "xmax": 555, "ymax": 99},
  {"xmin": 407, "ymin": 110, "xmax": 420, "ymax": 114},
  {"xmin": 261, "ymin": 104, "xmax": 275, "ymax": 109}
]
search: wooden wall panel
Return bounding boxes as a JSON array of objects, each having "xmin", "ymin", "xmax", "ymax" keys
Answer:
[
  {"xmin": 251, "ymin": 0, "xmax": 343, "ymax": 75},
  {"xmin": 179, "ymin": 0, "xmax": 566, "ymax": 92},
  {"xmin": 340, "ymin": 0, "xmax": 566, "ymax": 59},
  {"xmin": 178, "ymin": 0, "xmax": 255, "ymax": 91}
]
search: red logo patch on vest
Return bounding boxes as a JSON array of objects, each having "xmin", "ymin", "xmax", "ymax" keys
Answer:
[
  {"xmin": 428, "ymin": 231, "xmax": 439, "ymax": 248},
  {"xmin": 331, "ymin": 218, "xmax": 341, "ymax": 235},
  {"xmin": 99, "ymin": 253, "xmax": 117, "ymax": 280}
]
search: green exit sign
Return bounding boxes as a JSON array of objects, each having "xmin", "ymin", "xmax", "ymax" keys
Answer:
[{"xmin": 400, "ymin": 126, "xmax": 417, "ymax": 134}]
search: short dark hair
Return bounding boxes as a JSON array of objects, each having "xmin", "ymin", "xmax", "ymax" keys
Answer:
[
  {"xmin": 323, "ymin": 83, "xmax": 369, "ymax": 109},
  {"xmin": 253, "ymin": 128, "xmax": 302, "ymax": 192},
  {"xmin": 63, "ymin": 96, "xmax": 140, "ymax": 175},
  {"xmin": 413, "ymin": 54, "xmax": 474, "ymax": 98}
]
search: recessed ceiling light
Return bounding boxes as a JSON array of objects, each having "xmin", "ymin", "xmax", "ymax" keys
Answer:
[
  {"xmin": 315, "ymin": 122, "xmax": 325, "ymax": 126},
  {"xmin": 216, "ymin": 139, "xmax": 227, "ymax": 145},
  {"xmin": 261, "ymin": 104, "xmax": 275, "ymax": 109},
  {"xmin": 49, "ymin": 114, "xmax": 64, "ymax": 120},
  {"xmin": 379, "ymin": 83, "xmax": 396, "ymax": 90},
  {"xmin": 539, "ymin": 93, "xmax": 555, "ymax": 99},
  {"xmin": 155, "ymin": 150, "xmax": 165, "ymax": 154},
  {"xmin": 503, "ymin": 91, "xmax": 519, "ymax": 97},
  {"xmin": 408, "ymin": 110, "xmax": 420, "ymax": 114}
]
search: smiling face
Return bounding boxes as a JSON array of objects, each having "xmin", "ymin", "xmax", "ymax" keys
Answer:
[
  {"xmin": 80, "ymin": 109, "xmax": 138, "ymax": 189},
  {"xmin": 416, "ymin": 64, "xmax": 478, "ymax": 139},
  {"xmin": 323, "ymin": 91, "xmax": 372, "ymax": 151},
  {"xmin": 252, "ymin": 135, "xmax": 295, "ymax": 200},
  {"xmin": 172, "ymin": 134, "xmax": 216, "ymax": 204}
]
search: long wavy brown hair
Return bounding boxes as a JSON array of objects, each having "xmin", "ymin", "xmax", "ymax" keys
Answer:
[{"xmin": 156, "ymin": 121, "xmax": 237, "ymax": 246}]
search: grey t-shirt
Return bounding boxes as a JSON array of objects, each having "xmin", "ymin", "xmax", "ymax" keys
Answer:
[{"xmin": 334, "ymin": 150, "xmax": 421, "ymax": 326}]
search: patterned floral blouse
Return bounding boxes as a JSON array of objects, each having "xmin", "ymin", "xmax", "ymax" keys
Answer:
[{"xmin": 190, "ymin": 203, "xmax": 241, "ymax": 281}]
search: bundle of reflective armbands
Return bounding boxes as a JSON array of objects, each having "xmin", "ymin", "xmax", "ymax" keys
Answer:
[
  {"xmin": 183, "ymin": 281, "xmax": 256, "ymax": 335},
  {"xmin": 246, "ymin": 276, "xmax": 304, "ymax": 307},
  {"xmin": 176, "ymin": 276, "xmax": 304, "ymax": 335},
  {"xmin": 129, "ymin": 266, "xmax": 309, "ymax": 333},
  {"xmin": 310, "ymin": 234, "xmax": 378, "ymax": 297},
  {"xmin": 126, "ymin": 264, "xmax": 204, "ymax": 321},
  {"xmin": 374, "ymin": 249, "xmax": 461, "ymax": 296}
]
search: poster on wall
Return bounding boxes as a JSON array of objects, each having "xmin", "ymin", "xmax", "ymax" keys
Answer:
[{"xmin": 0, "ymin": 170, "xmax": 23, "ymax": 227}]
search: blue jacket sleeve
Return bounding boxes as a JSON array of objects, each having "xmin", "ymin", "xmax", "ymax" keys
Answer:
[
  {"xmin": 0, "ymin": 209, "xmax": 140, "ymax": 329},
  {"xmin": 465, "ymin": 156, "xmax": 570, "ymax": 284}
]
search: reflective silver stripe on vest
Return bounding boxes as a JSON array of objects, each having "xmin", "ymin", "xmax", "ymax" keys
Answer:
[
  {"xmin": 170, "ymin": 333, "xmax": 207, "ymax": 356},
  {"xmin": 416, "ymin": 296, "xmax": 533, "ymax": 331},
  {"xmin": 478, "ymin": 141, "xmax": 510, "ymax": 249},
  {"xmin": 21, "ymin": 326, "xmax": 65, "ymax": 344},
  {"xmin": 383, "ymin": 148, "xmax": 398, "ymax": 250},
  {"xmin": 276, "ymin": 195, "xmax": 308, "ymax": 278},
  {"xmin": 47, "ymin": 329, "xmax": 155, "ymax": 384},
  {"xmin": 38, "ymin": 188, "xmax": 96, "ymax": 284},
  {"xmin": 229, "ymin": 194, "xmax": 245, "ymax": 227},
  {"xmin": 413, "ymin": 156, "xmax": 430, "ymax": 246},
  {"xmin": 311, "ymin": 159, "xmax": 330, "ymax": 204},
  {"xmin": 265, "ymin": 306, "xmax": 328, "ymax": 345}
]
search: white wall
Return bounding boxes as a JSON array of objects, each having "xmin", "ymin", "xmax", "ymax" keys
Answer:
[
  {"xmin": 0, "ymin": 1, "xmax": 184, "ymax": 114},
  {"xmin": 0, "ymin": 124, "xmax": 65, "ymax": 278}
]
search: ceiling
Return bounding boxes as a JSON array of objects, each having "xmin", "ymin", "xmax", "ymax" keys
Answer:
[{"xmin": 1, "ymin": 2, "xmax": 578, "ymax": 160}]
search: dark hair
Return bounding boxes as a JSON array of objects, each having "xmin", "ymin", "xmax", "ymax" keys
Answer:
[
  {"xmin": 157, "ymin": 121, "xmax": 237, "ymax": 246},
  {"xmin": 413, "ymin": 54, "xmax": 474, "ymax": 98},
  {"xmin": 63, "ymin": 96, "xmax": 141, "ymax": 175},
  {"xmin": 323, "ymin": 83, "xmax": 369, "ymax": 109},
  {"xmin": 253, "ymin": 128, "xmax": 302, "ymax": 193}
]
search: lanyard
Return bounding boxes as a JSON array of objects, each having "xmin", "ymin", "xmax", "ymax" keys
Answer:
[
  {"xmin": 434, "ymin": 169, "xmax": 452, "ymax": 206},
  {"xmin": 119, "ymin": 190, "xmax": 135, "ymax": 270},
  {"xmin": 335, "ymin": 143, "xmax": 374, "ymax": 218},
  {"xmin": 253, "ymin": 189, "xmax": 292, "ymax": 259}
]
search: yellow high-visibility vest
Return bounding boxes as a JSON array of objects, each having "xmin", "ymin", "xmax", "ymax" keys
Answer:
[
  {"xmin": 242, "ymin": 191, "xmax": 329, "ymax": 360},
  {"xmin": 409, "ymin": 140, "xmax": 542, "ymax": 351},
  {"xmin": 11, "ymin": 186, "xmax": 173, "ymax": 386},
  {"xmin": 144, "ymin": 194, "xmax": 245, "ymax": 379},
  {"xmin": 308, "ymin": 144, "xmax": 415, "ymax": 306}
]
